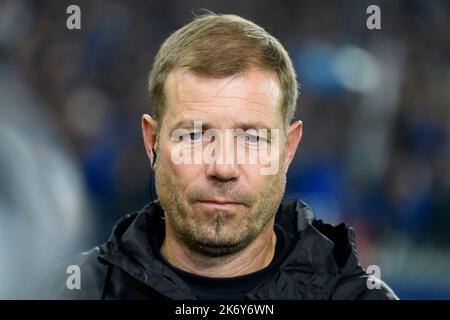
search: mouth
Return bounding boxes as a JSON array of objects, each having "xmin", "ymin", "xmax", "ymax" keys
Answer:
[{"xmin": 195, "ymin": 199, "xmax": 246, "ymax": 210}]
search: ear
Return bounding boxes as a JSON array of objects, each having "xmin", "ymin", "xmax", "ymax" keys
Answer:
[
  {"xmin": 284, "ymin": 120, "xmax": 303, "ymax": 169},
  {"xmin": 142, "ymin": 114, "xmax": 158, "ymax": 166}
]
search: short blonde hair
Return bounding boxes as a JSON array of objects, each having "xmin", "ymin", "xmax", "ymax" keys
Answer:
[{"xmin": 148, "ymin": 12, "xmax": 299, "ymax": 129}]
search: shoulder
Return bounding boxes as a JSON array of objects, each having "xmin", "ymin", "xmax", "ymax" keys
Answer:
[
  {"xmin": 39, "ymin": 245, "xmax": 110, "ymax": 300},
  {"xmin": 332, "ymin": 267, "xmax": 399, "ymax": 300},
  {"xmin": 302, "ymin": 209, "xmax": 398, "ymax": 300}
]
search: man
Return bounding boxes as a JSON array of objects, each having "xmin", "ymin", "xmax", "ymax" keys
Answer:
[{"xmin": 43, "ymin": 13, "xmax": 397, "ymax": 300}]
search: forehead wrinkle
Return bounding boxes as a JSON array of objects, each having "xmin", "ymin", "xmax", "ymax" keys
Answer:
[
  {"xmin": 168, "ymin": 68, "xmax": 281, "ymax": 106},
  {"xmin": 213, "ymin": 73, "xmax": 243, "ymax": 97},
  {"xmin": 180, "ymin": 98, "xmax": 270, "ymax": 111},
  {"xmin": 165, "ymin": 69, "xmax": 283, "ymax": 127},
  {"xmin": 212, "ymin": 95, "xmax": 269, "ymax": 108},
  {"xmin": 175, "ymin": 83, "xmax": 273, "ymax": 105},
  {"xmin": 180, "ymin": 102, "xmax": 275, "ymax": 122}
]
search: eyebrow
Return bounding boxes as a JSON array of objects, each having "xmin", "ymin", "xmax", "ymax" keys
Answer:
[{"xmin": 169, "ymin": 119, "xmax": 274, "ymax": 131}]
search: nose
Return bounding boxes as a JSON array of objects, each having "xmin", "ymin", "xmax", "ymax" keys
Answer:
[
  {"xmin": 205, "ymin": 133, "xmax": 240, "ymax": 181},
  {"xmin": 206, "ymin": 161, "xmax": 240, "ymax": 182}
]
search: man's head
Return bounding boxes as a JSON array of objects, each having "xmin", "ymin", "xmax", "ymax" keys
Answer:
[{"xmin": 142, "ymin": 13, "xmax": 302, "ymax": 257}]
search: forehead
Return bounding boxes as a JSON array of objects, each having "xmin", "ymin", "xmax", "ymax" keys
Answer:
[{"xmin": 162, "ymin": 67, "xmax": 283, "ymax": 129}]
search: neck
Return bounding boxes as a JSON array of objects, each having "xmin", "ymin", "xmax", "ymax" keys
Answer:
[{"xmin": 160, "ymin": 220, "xmax": 277, "ymax": 278}]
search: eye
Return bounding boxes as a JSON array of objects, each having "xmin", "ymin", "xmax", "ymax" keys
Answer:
[
  {"xmin": 188, "ymin": 131, "xmax": 202, "ymax": 141},
  {"xmin": 246, "ymin": 134, "xmax": 270, "ymax": 148},
  {"xmin": 236, "ymin": 130, "xmax": 269, "ymax": 148},
  {"xmin": 245, "ymin": 133, "xmax": 260, "ymax": 144}
]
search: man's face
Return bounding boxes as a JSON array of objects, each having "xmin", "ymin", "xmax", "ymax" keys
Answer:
[{"xmin": 146, "ymin": 67, "xmax": 301, "ymax": 257}]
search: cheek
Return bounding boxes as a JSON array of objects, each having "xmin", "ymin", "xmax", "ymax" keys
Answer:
[
  {"xmin": 175, "ymin": 164, "xmax": 204, "ymax": 185},
  {"xmin": 245, "ymin": 161, "xmax": 285, "ymax": 188},
  {"xmin": 240, "ymin": 164, "xmax": 273, "ymax": 192},
  {"xmin": 160, "ymin": 148, "xmax": 204, "ymax": 189}
]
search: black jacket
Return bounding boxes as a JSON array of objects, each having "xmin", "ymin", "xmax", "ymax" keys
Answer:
[{"xmin": 42, "ymin": 199, "xmax": 398, "ymax": 300}]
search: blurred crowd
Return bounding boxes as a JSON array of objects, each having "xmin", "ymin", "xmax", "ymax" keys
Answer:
[{"xmin": 0, "ymin": 0, "xmax": 449, "ymax": 298}]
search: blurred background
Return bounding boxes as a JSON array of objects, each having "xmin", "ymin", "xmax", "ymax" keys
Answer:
[{"xmin": 0, "ymin": 0, "xmax": 449, "ymax": 299}]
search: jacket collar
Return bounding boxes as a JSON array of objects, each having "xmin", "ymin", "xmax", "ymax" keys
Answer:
[{"xmin": 99, "ymin": 199, "xmax": 359, "ymax": 299}]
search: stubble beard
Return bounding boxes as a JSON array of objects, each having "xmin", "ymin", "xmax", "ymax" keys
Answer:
[{"xmin": 155, "ymin": 162, "xmax": 286, "ymax": 258}]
